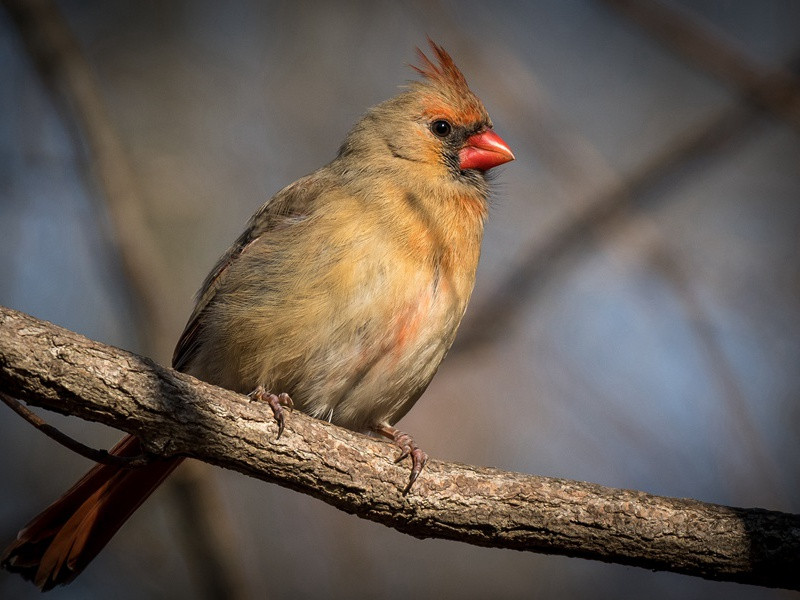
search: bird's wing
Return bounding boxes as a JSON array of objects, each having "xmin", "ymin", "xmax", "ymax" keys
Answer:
[{"xmin": 171, "ymin": 175, "xmax": 321, "ymax": 371}]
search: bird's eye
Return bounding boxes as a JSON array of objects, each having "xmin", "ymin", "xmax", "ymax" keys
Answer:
[{"xmin": 430, "ymin": 120, "xmax": 452, "ymax": 138}]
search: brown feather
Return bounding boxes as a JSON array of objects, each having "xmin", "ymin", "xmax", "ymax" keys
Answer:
[{"xmin": 2, "ymin": 436, "xmax": 181, "ymax": 590}]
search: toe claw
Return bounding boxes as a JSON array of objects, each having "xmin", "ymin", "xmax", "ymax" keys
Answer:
[
  {"xmin": 275, "ymin": 413, "xmax": 286, "ymax": 439},
  {"xmin": 403, "ymin": 449, "xmax": 428, "ymax": 495}
]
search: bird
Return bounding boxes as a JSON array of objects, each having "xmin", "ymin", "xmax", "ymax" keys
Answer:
[{"xmin": 1, "ymin": 39, "xmax": 514, "ymax": 590}]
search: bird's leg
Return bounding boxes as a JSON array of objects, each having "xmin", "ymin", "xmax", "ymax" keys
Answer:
[
  {"xmin": 248, "ymin": 386, "xmax": 294, "ymax": 438},
  {"xmin": 372, "ymin": 424, "xmax": 428, "ymax": 494}
]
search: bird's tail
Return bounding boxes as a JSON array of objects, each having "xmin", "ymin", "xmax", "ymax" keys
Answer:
[{"xmin": 1, "ymin": 435, "xmax": 182, "ymax": 590}]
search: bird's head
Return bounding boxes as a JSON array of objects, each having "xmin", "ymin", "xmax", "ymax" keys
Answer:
[{"xmin": 337, "ymin": 40, "xmax": 514, "ymax": 191}]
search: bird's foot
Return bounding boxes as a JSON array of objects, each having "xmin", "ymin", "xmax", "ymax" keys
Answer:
[
  {"xmin": 248, "ymin": 387, "xmax": 294, "ymax": 438},
  {"xmin": 372, "ymin": 424, "xmax": 428, "ymax": 494}
]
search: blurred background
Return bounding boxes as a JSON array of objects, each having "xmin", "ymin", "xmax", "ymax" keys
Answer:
[{"xmin": 1, "ymin": 0, "xmax": 798, "ymax": 598}]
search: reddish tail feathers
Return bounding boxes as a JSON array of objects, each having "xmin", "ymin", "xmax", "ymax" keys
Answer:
[{"xmin": 1, "ymin": 435, "xmax": 182, "ymax": 590}]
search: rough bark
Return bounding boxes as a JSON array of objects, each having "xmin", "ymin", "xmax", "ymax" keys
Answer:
[{"xmin": 1, "ymin": 305, "xmax": 798, "ymax": 590}]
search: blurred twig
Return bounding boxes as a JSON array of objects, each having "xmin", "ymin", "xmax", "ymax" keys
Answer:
[
  {"xmin": 1, "ymin": 1, "xmax": 251, "ymax": 597},
  {"xmin": 413, "ymin": 2, "xmax": 787, "ymax": 503},
  {"xmin": 604, "ymin": 216, "xmax": 790, "ymax": 504},
  {"xmin": 2, "ymin": 305, "xmax": 799, "ymax": 591},
  {"xmin": 652, "ymin": 242, "xmax": 789, "ymax": 504},
  {"xmin": 169, "ymin": 465, "xmax": 251, "ymax": 600},
  {"xmin": 600, "ymin": 0, "xmax": 800, "ymax": 132},
  {"xmin": 1, "ymin": 0, "xmax": 174, "ymax": 360}
]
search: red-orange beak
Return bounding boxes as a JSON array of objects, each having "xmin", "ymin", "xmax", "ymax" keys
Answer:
[{"xmin": 459, "ymin": 129, "xmax": 515, "ymax": 171}]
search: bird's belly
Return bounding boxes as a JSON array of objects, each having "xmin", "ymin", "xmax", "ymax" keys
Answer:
[{"xmin": 293, "ymin": 278, "xmax": 463, "ymax": 431}]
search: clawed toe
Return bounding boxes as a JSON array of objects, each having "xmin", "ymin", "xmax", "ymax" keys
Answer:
[
  {"xmin": 372, "ymin": 425, "xmax": 428, "ymax": 494},
  {"xmin": 249, "ymin": 386, "xmax": 294, "ymax": 438}
]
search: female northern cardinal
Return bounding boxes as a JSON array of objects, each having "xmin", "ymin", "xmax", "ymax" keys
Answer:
[{"xmin": 2, "ymin": 40, "xmax": 513, "ymax": 590}]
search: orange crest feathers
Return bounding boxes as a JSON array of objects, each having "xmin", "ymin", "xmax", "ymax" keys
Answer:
[
  {"xmin": 411, "ymin": 38, "xmax": 470, "ymax": 94},
  {"xmin": 410, "ymin": 38, "xmax": 488, "ymax": 125}
]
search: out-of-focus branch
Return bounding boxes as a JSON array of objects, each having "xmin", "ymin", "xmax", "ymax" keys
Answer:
[
  {"xmin": 0, "ymin": 2, "xmax": 249, "ymax": 597},
  {"xmin": 601, "ymin": 0, "xmax": 800, "ymax": 132},
  {"xmin": 1, "ymin": 0, "xmax": 175, "ymax": 359},
  {"xmin": 600, "ymin": 216, "xmax": 790, "ymax": 504},
  {"xmin": 1, "ymin": 305, "xmax": 799, "ymax": 590}
]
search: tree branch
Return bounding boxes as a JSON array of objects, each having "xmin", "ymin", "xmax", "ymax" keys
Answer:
[{"xmin": 1, "ymin": 305, "xmax": 798, "ymax": 591}]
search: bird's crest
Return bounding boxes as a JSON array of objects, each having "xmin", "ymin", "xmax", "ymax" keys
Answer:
[
  {"xmin": 410, "ymin": 39, "xmax": 487, "ymax": 125},
  {"xmin": 411, "ymin": 39, "xmax": 470, "ymax": 94}
]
